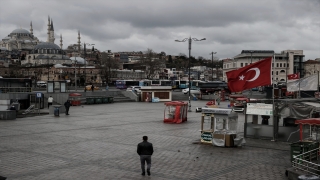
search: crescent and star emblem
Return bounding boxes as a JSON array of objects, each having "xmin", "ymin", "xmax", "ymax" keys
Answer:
[
  {"xmin": 238, "ymin": 68, "xmax": 260, "ymax": 82},
  {"xmin": 292, "ymin": 74, "xmax": 297, "ymax": 78}
]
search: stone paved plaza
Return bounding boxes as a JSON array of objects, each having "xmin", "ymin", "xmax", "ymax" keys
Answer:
[{"xmin": 0, "ymin": 100, "xmax": 291, "ymax": 180}]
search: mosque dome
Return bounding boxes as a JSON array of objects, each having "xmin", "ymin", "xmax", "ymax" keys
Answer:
[
  {"xmin": 11, "ymin": 29, "xmax": 30, "ymax": 34},
  {"xmin": 54, "ymin": 64, "xmax": 64, "ymax": 68},
  {"xmin": 70, "ymin": 57, "xmax": 85, "ymax": 64},
  {"xmin": 34, "ymin": 42, "xmax": 60, "ymax": 50}
]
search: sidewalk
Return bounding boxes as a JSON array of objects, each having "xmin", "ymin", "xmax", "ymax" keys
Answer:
[{"xmin": 0, "ymin": 100, "xmax": 291, "ymax": 180}]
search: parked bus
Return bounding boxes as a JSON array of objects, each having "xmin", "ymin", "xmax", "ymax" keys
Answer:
[
  {"xmin": 198, "ymin": 81, "xmax": 230, "ymax": 94},
  {"xmin": 115, "ymin": 80, "xmax": 140, "ymax": 89},
  {"xmin": 151, "ymin": 80, "xmax": 161, "ymax": 86},
  {"xmin": 179, "ymin": 80, "xmax": 188, "ymax": 89},
  {"xmin": 160, "ymin": 80, "xmax": 173, "ymax": 86}
]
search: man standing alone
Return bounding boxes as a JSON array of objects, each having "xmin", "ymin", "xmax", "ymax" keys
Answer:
[
  {"xmin": 48, "ymin": 96, "xmax": 53, "ymax": 109},
  {"xmin": 64, "ymin": 100, "xmax": 71, "ymax": 115},
  {"xmin": 137, "ymin": 136, "xmax": 153, "ymax": 176}
]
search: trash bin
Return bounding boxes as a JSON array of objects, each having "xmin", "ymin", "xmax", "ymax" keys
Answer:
[
  {"xmin": 86, "ymin": 97, "xmax": 94, "ymax": 104},
  {"xmin": 298, "ymin": 175, "xmax": 320, "ymax": 180},
  {"xmin": 94, "ymin": 97, "xmax": 102, "ymax": 104},
  {"xmin": 53, "ymin": 105, "xmax": 61, "ymax": 117},
  {"xmin": 102, "ymin": 97, "xmax": 108, "ymax": 104},
  {"xmin": 107, "ymin": 96, "xmax": 114, "ymax": 103},
  {"xmin": 11, "ymin": 102, "xmax": 20, "ymax": 111},
  {"xmin": 290, "ymin": 141, "xmax": 319, "ymax": 162}
]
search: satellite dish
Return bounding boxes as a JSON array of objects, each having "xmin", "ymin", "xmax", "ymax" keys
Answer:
[{"xmin": 280, "ymin": 107, "xmax": 290, "ymax": 118}]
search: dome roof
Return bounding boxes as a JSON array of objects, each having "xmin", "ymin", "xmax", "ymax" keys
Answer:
[
  {"xmin": 70, "ymin": 57, "xmax": 85, "ymax": 64},
  {"xmin": 34, "ymin": 42, "xmax": 60, "ymax": 50},
  {"xmin": 11, "ymin": 28, "xmax": 30, "ymax": 34},
  {"xmin": 54, "ymin": 64, "xmax": 64, "ymax": 68}
]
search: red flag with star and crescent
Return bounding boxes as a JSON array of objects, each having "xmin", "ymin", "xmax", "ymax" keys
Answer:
[
  {"xmin": 226, "ymin": 57, "xmax": 272, "ymax": 92},
  {"xmin": 287, "ymin": 73, "xmax": 300, "ymax": 80}
]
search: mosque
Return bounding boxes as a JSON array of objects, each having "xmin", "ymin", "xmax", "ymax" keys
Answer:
[{"xmin": 0, "ymin": 16, "xmax": 88, "ymax": 67}]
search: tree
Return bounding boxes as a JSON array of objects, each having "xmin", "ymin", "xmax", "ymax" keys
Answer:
[
  {"xmin": 100, "ymin": 52, "xmax": 120, "ymax": 85},
  {"xmin": 138, "ymin": 49, "xmax": 166, "ymax": 79}
]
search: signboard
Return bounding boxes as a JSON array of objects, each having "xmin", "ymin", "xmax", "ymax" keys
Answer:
[
  {"xmin": 201, "ymin": 131, "xmax": 213, "ymax": 143},
  {"xmin": 246, "ymin": 103, "xmax": 273, "ymax": 115},
  {"xmin": 36, "ymin": 92, "xmax": 42, "ymax": 98}
]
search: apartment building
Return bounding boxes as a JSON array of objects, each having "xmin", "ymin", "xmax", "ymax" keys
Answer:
[{"xmin": 222, "ymin": 50, "xmax": 305, "ymax": 84}]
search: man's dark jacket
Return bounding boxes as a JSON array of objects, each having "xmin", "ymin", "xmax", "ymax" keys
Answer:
[{"xmin": 137, "ymin": 141, "xmax": 154, "ymax": 155}]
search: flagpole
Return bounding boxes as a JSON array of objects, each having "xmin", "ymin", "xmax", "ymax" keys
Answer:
[
  {"xmin": 298, "ymin": 72, "xmax": 300, "ymax": 99},
  {"xmin": 272, "ymin": 54, "xmax": 276, "ymax": 141},
  {"xmin": 317, "ymin": 71, "xmax": 319, "ymax": 94}
]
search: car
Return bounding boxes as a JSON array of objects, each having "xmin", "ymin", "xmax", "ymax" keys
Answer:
[
  {"xmin": 126, "ymin": 86, "xmax": 141, "ymax": 94},
  {"xmin": 182, "ymin": 88, "xmax": 201, "ymax": 94},
  {"xmin": 85, "ymin": 85, "xmax": 100, "ymax": 91},
  {"xmin": 37, "ymin": 81, "xmax": 47, "ymax": 88}
]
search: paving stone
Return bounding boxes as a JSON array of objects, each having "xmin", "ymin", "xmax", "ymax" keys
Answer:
[{"xmin": 0, "ymin": 101, "xmax": 291, "ymax": 179}]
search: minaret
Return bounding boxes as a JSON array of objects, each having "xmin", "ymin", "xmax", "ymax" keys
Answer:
[
  {"xmin": 47, "ymin": 16, "xmax": 50, "ymax": 42},
  {"xmin": 60, "ymin": 34, "xmax": 63, "ymax": 49},
  {"xmin": 30, "ymin": 21, "xmax": 33, "ymax": 35},
  {"xmin": 77, "ymin": 30, "xmax": 81, "ymax": 52},
  {"xmin": 49, "ymin": 19, "xmax": 55, "ymax": 43}
]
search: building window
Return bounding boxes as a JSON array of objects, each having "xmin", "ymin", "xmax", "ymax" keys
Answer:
[
  {"xmin": 241, "ymin": 63, "xmax": 243, "ymax": 67},
  {"xmin": 276, "ymin": 63, "xmax": 279, "ymax": 67},
  {"xmin": 276, "ymin": 71, "xmax": 278, "ymax": 75},
  {"xmin": 280, "ymin": 63, "xmax": 282, "ymax": 67}
]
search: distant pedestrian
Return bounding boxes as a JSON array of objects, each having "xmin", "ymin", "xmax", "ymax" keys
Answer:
[
  {"xmin": 48, "ymin": 96, "xmax": 53, "ymax": 109},
  {"xmin": 91, "ymin": 85, "xmax": 94, "ymax": 92},
  {"xmin": 64, "ymin": 100, "xmax": 71, "ymax": 115},
  {"xmin": 216, "ymin": 96, "xmax": 221, "ymax": 105},
  {"xmin": 137, "ymin": 136, "xmax": 154, "ymax": 176}
]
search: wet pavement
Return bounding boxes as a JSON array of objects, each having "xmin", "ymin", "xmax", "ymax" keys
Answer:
[{"xmin": 0, "ymin": 96, "xmax": 291, "ymax": 180}]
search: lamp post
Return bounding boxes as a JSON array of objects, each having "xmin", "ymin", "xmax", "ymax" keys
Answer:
[
  {"xmin": 74, "ymin": 58, "xmax": 77, "ymax": 91},
  {"xmin": 83, "ymin": 43, "xmax": 95, "ymax": 86},
  {"xmin": 47, "ymin": 55, "xmax": 49, "ymax": 81},
  {"xmin": 175, "ymin": 37, "xmax": 206, "ymax": 112},
  {"xmin": 210, "ymin": 52, "xmax": 217, "ymax": 81}
]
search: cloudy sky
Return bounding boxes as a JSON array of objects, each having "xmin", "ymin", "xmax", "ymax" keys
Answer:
[{"xmin": 1, "ymin": 0, "xmax": 319, "ymax": 60}]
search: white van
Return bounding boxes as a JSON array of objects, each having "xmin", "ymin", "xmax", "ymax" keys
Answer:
[{"xmin": 37, "ymin": 81, "xmax": 47, "ymax": 88}]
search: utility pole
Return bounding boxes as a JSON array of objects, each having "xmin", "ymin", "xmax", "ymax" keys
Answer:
[{"xmin": 210, "ymin": 52, "xmax": 217, "ymax": 81}]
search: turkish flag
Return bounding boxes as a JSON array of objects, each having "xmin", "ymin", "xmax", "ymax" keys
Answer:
[
  {"xmin": 287, "ymin": 73, "xmax": 299, "ymax": 80},
  {"xmin": 226, "ymin": 57, "xmax": 272, "ymax": 92}
]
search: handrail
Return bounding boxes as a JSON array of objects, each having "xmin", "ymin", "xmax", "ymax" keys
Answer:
[{"xmin": 292, "ymin": 147, "xmax": 320, "ymax": 177}]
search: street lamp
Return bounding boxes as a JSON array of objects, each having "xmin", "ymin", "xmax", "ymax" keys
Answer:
[
  {"xmin": 210, "ymin": 52, "xmax": 217, "ymax": 81},
  {"xmin": 83, "ymin": 43, "xmax": 95, "ymax": 85},
  {"xmin": 74, "ymin": 59, "xmax": 77, "ymax": 91},
  {"xmin": 175, "ymin": 37, "xmax": 206, "ymax": 112}
]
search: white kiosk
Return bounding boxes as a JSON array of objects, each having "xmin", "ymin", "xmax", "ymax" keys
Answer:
[{"xmin": 200, "ymin": 107, "xmax": 245, "ymax": 147}]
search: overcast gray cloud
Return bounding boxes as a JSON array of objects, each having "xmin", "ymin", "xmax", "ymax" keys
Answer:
[{"xmin": 1, "ymin": 0, "xmax": 319, "ymax": 60}]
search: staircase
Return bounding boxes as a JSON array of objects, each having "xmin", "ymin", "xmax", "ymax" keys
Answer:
[{"xmin": 113, "ymin": 91, "xmax": 136, "ymax": 102}]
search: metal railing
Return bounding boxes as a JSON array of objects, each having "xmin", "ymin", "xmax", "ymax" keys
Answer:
[
  {"xmin": 0, "ymin": 87, "xmax": 32, "ymax": 93},
  {"xmin": 292, "ymin": 147, "xmax": 320, "ymax": 177}
]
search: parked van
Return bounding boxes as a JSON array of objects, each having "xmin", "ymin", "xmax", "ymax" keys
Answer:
[{"xmin": 37, "ymin": 81, "xmax": 47, "ymax": 88}]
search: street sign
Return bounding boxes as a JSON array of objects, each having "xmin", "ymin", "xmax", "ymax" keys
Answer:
[{"xmin": 36, "ymin": 92, "xmax": 42, "ymax": 98}]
